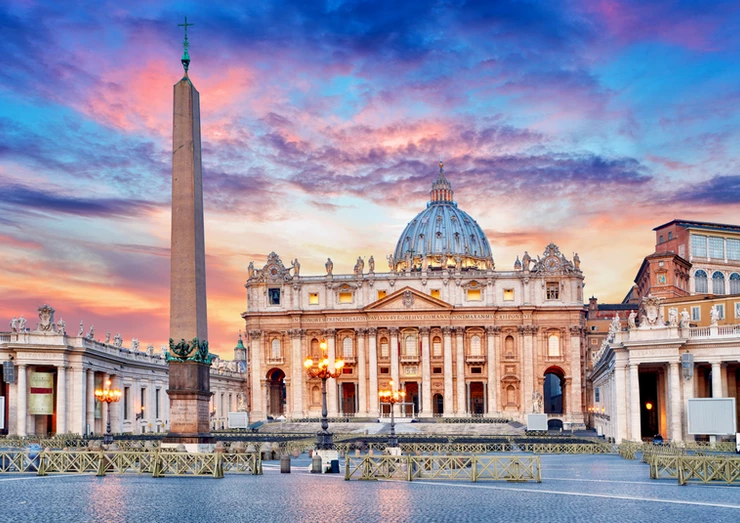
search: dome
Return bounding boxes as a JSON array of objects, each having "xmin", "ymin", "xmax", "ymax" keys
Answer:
[{"xmin": 392, "ymin": 162, "xmax": 493, "ymax": 271}]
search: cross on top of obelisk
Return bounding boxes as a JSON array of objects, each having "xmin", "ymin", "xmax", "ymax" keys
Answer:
[{"xmin": 178, "ymin": 16, "xmax": 194, "ymax": 74}]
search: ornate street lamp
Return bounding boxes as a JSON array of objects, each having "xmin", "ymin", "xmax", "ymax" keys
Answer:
[
  {"xmin": 379, "ymin": 380, "xmax": 406, "ymax": 448},
  {"xmin": 94, "ymin": 380, "xmax": 122, "ymax": 445},
  {"xmin": 304, "ymin": 341, "xmax": 344, "ymax": 450}
]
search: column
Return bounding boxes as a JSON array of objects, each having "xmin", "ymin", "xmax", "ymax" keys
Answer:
[
  {"xmin": 420, "ymin": 327, "xmax": 432, "ymax": 416},
  {"xmin": 669, "ymin": 362, "xmax": 682, "ymax": 442},
  {"xmin": 101, "ymin": 372, "xmax": 110, "ymax": 435},
  {"xmin": 455, "ymin": 328, "xmax": 466, "ymax": 415},
  {"xmin": 442, "ymin": 327, "xmax": 453, "ymax": 417},
  {"xmin": 249, "ymin": 331, "xmax": 263, "ymax": 419},
  {"xmin": 325, "ymin": 329, "xmax": 338, "ymax": 417},
  {"xmin": 290, "ymin": 329, "xmax": 303, "ymax": 419},
  {"xmin": 569, "ymin": 326, "xmax": 584, "ymax": 424},
  {"xmin": 711, "ymin": 362, "xmax": 723, "ymax": 398},
  {"xmin": 16, "ymin": 364, "xmax": 27, "ymax": 437},
  {"xmin": 485, "ymin": 327, "xmax": 498, "ymax": 416},
  {"xmin": 629, "ymin": 363, "xmax": 641, "ymax": 441},
  {"xmin": 57, "ymin": 366, "xmax": 67, "ymax": 435},
  {"xmin": 109, "ymin": 375, "xmax": 120, "ymax": 434},
  {"xmin": 357, "ymin": 329, "xmax": 367, "ymax": 416},
  {"xmin": 368, "ymin": 328, "xmax": 379, "ymax": 417},
  {"xmin": 389, "ymin": 327, "xmax": 400, "ymax": 416},
  {"xmin": 86, "ymin": 369, "xmax": 95, "ymax": 435},
  {"xmin": 74, "ymin": 367, "xmax": 87, "ymax": 435},
  {"xmin": 614, "ymin": 364, "xmax": 628, "ymax": 443},
  {"xmin": 521, "ymin": 326, "xmax": 535, "ymax": 414}
]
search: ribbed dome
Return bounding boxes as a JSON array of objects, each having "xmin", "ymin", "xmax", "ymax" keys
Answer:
[{"xmin": 392, "ymin": 162, "xmax": 493, "ymax": 271}]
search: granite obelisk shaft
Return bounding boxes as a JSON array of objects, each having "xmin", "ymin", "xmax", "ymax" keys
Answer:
[{"xmin": 165, "ymin": 75, "xmax": 212, "ymax": 447}]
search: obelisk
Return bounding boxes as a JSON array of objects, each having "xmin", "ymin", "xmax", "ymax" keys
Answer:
[{"xmin": 164, "ymin": 17, "xmax": 213, "ymax": 451}]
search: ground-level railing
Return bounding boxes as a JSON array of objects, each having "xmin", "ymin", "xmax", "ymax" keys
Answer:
[
  {"xmin": 345, "ymin": 455, "xmax": 541, "ymax": 482},
  {"xmin": 0, "ymin": 450, "xmax": 262, "ymax": 478},
  {"xmin": 336, "ymin": 441, "xmax": 613, "ymax": 456},
  {"xmin": 648, "ymin": 454, "xmax": 740, "ymax": 485}
]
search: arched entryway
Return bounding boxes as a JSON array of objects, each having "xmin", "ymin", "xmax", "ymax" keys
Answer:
[
  {"xmin": 266, "ymin": 368, "xmax": 285, "ymax": 417},
  {"xmin": 543, "ymin": 367, "xmax": 565, "ymax": 414},
  {"xmin": 433, "ymin": 393, "xmax": 444, "ymax": 415}
]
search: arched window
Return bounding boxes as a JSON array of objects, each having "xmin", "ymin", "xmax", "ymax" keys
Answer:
[
  {"xmin": 404, "ymin": 335, "xmax": 417, "ymax": 357},
  {"xmin": 730, "ymin": 273, "xmax": 740, "ymax": 294},
  {"xmin": 548, "ymin": 334, "xmax": 560, "ymax": 357},
  {"xmin": 342, "ymin": 337, "xmax": 353, "ymax": 358},
  {"xmin": 311, "ymin": 386, "xmax": 320, "ymax": 405},
  {"xmin": 505, "ymin": 336, "xmax": 515, "ymax": 359},
  {"xmin": 470, "ymin": 335, "xmax": 481, "ymax": 356},
  {"xmin": 694, "ymin": 270, "xmax": 708, "ymax": 293},
  {"xmin": 432, "ymin": 336, "xmax": 442, "ymax": 357},
  {"xmin": 712, "ymin": 271, "xmax": 726, "ymax": 295},
  {"xmin": 271, "ymin": 338, "xmax": 281, "ymax": 359},
  {"xmin": 380, "ymin": 337, "xmax": 389, "ymax": 358},
  {"xmin": 311, "ymin": 338, "xmax": 320, "ymax": 359}
]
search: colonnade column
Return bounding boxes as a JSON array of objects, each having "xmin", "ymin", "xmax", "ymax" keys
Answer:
[
  {"xmin": 57, "ymin": 365, "xmax": 67, "ymax": 435},
  {"xmin": 290, "ymin": 329, "xmax": 303, "ymax": 419},
  {"xmin": 454, "ymin": 328, "xmax": 465, "ymax": 415},
  {"xmin": 614, "ymin": 363, "xmax": 628, "ymax": 443},
  {"xmin": 86, "ymin": 369, "xmax": 95, "ymax": 435},
  {"xmin": 520, "ymin": 326, "xmax": 536, "ymax": 414},
  {"xmin": 367, "ymin": 328, "xmax": 379, "ymax": 417},
  {"xmin": 569, "ymin": 326, "xmax": 584, "ymax": 423},
  {"xmin": 711, "ymin": 362, "xmax": 723, "ymax": 398},
  {"xmin": 389, "ymin": 327, "xmax": 400, "ymax": 416},
  {"xmin": 669, "ymin": 362, "xmax": 682, "ymax": 442},
  {"xmin": 485, "ymin": 326, "xmax": 498, "ymax": 416},
  {"xmin": 325, "ymin": 329, "xmax": 338, "ymax": 417},
  {"xmin": 420, "ymin": 327, "xmax": 431, "ymax": 416},
  {"xmin": 682, "ymin": 361, "xmax": 695, "ymax": 440},
  {"xmin": 442, "ymin": 327, "xmax": 453, "ymax": 417},
  {"xmin": 109, "ymin": 375, "xmax": 120, "ymax": 434},
  {"xmin": 249, "ymin": 331, "xmax": 263, "ymax": 420},
  {"xmin": 16, "ymin": 364, "xmax": 27, "ymax": 437},
  {"xmin": 356, "ymin": 329, "xmax": 367, "ymax": 416},
  {"xmin": 629, "ymin": 363, "xmax": 641, "ymax": 441}
]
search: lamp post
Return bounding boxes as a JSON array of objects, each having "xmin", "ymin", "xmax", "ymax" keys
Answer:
[
  {"xmin": 304, "ymin": 341, "xmax": 344, "ymax": 450},
  {"xmin": 379, "ymin": 380, "xmax": 406, "ymax": 448},
  {"xmin": 94, "ymin": 380, "xmax": 122, "ymax": 445}
]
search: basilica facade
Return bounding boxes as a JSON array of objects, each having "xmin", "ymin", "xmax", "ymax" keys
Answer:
[{"xmin": 243, "ymin": 163, "xmax": 587, "ymax": 427}]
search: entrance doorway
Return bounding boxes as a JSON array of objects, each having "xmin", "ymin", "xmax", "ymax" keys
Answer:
[
  {"xmin": 639, "ymin": 371, "xmax": 660, "ymax": 439},
  {"xmin": 266, "ymin": 368, "xmax": 285, "ymax": 417},
  {"xmin": 543, "ymin": 367, "xmax": 564, "ymax": 414},
  {"xmin": 404, "ymin": 382, "xmax": 419, "ymax": 416},
  {"xmin": 341, "ymin": 383, "xmax": 356, "ymax": 415},
  {"xmin": 433, "ymin": 394, "xmax": 444, "ymax": 415},
  {"xmin": 469, "ymin": 382, "xmax": 485, "ymax": 415}
]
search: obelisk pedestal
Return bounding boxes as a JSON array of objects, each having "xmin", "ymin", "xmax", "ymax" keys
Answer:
[{"xmin": 163, "ymin": 44, "xmax": 214, "ymax": 451}]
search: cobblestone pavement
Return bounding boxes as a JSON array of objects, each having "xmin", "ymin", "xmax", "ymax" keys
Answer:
[{"xmin": 0, "ymin": 454, "xmax": 737, "ymax": 523}]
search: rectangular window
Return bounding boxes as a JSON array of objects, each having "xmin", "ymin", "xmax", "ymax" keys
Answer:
[
  {"xmin": 595, "ymin": 388, "xmax": 600, "ymax": 403},
  {"xmin": 727, "ymin": 239, "xmax": 740, "ymax": 260},
  {"xmin": 268, "ymin": 288, "xmax": 281, "ymax": 305},
  {"xmin": 466, "ymin": 289, "xmax": 481, "ymax": 301},
  {"xmin": 546, "ymin": 283, "xmax": 559, "ymax": 300},
  {"xmin": 377, "ymin": 290, "xmax": 387, "ymax": 300},
  {"xmin": 668, "ymin": 232, "xmax": 673, "ymax": 240},
  {"xmin": 659, "ymin": 235, "xmax": 664, "ymax": 243},
  {"xmin": 430, "ymin": 289, "xmax": 441, "ymax": 300},
  {"xmin": 342, "ymin": 367, "xmax": 353, "ymax": 374},
  {"xmin": 471, "ymin": 367, "xmax": 482, "ymax": 374},
  {"xmin": 380, "ymin": 367, "xmax": 389, "ymax": 374},
  {"xmin": 708, "ymin": 237, "xmax": 724, "ymax": 259},
  {"xmin": 590, "ymin": 325, "xmax": 598, "ymax": 331},
  {"xmin": 309, "ymin": 293, "xmax": 319, "ymax": 305},
  {"xmin": 590, "ymin": 338, "xmax": 598, "ymax": 345},
  {"xmin": 433, "ymin": 367, "xmax": 443, "ymax": 374},
  {"xmin": 123, "ymin": 387, "xmax": 130, "ymax": 420},
  {"xmin": 716, "ymin": 304, "xmax": 725, "ymax": 320},
  {"xmin": 339, "ymin": 292, "xmax": 353, "ymax": 303},
  {"xmin": 155, "ymin": 389, "xmax": 160, "ymax": 418},
  {"xmin": 503, "ymin": 289, "xmax": 514, "ymax": 301},
  {"xmin": 691, "ymin": 234, "xmax": 707, "ymax": 257},
  {"xmin": 735, "ymin": 302, "xmax": 740, "ymax": 319},
  {"xmin": 691, "ymin": 306, "xmax": 701, "ymax": 321}
]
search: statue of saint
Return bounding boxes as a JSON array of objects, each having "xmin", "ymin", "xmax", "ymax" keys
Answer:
[
  {"xmin": 132, "ymin": 338, "xmax": 140, "ymax": 351},
  {"xmin": 87, "ymin": 324, "xmax": 95, "ymax": 339},
  {"xmin": 610, "ymin": 313, "xmax": 621, "ymax": 334},
  {"xmin": 680, "ymin": 308, "xmax": 690, "ymax": 328},
  {"xmin": 325, "ymin": 258, "xmax": 333, "ymax": 275},
  {"xmin": 105, "ymin": 330, "xmax": 111, "ymax": 343},
  {"xmin": 532, "ymin": 390, "xmax": 543, "ymax": 413},
  {"xmin": 247, "ymin": 261, "xmax": 255, "ymax": 279},
  {"xmin": 668, "ymin": 308, "xmax": 678, "ymax": 327},
  {"xmin": 114, "ymin": 333, "xmax": 123, "ymax": 348},
  {"xmin": 293, "ymin": 258, "xmax": 301, "ymax": 277},
  {"xmin": 522, "ymin": 251, "xmax": 531, "ymax": 271},
  {"xmin": 57, "ymin": 318, "xmax": 66, "ymax": 335},
  {"xmin": 573, "ymin": 252, "xmax": 581, "ymax": 269},
  {"xmin": 387, "ymin": 254, "xmax": 395, "ymax": 272},
  {"xmin": 368, "ymin": 256, "xmax": 375, "ymax": 273},
  {"xmin": 709, "ymin": 305, "xmax": 719, "ymax": 326},
  {"xmin": 78, "ymin": 321, "xmax": 84, "ymax": 337},
  {"xmin": 628, "ymin": 311, "xmax": 637, "ymax": 330},
  {"xmin": 18, "ymin": 315, "xmax": 26, "ymax": 332},
  {"xmin": 354, "ymin": 256, "xmax": 364, "ymax": 275},
  {"xmin": 10, "ymin": 317, "xmax": 18, "ymax": 333}
]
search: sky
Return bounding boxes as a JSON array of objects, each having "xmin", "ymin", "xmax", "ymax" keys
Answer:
[{"xmin": 1, "ymin": 1, "xmax": 739, "ymax": 357}]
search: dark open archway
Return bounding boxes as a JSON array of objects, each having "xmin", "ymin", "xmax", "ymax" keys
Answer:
[
  {"xmin": 266, "ymin": 368, "xmax": 286, "ymax": 417},
  {"xmin": 543, "ymin": 367, "xmax": 565, "ymax": 414}
]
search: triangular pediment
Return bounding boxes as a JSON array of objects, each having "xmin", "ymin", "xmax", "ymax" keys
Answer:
[{"xmin": 363, "ymin": 286, "xmax": 453, "ymax": 311}]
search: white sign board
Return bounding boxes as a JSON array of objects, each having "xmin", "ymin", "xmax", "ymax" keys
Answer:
[
  {"xmin": 687, "ymin": 398, "xmax": 736, "ymax": 435},
  {"xmin": 527, "ymin": 413, "xmax": 548, "ymax": 431},
  {"xmin": 228, "ymin": 412, "xmax": 249, "ymax": 429}
]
